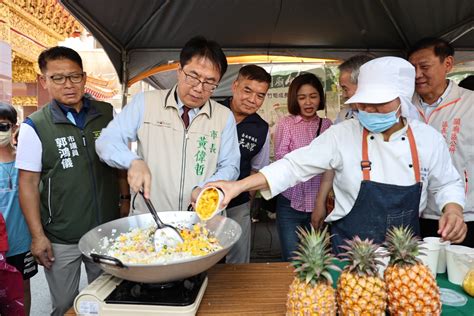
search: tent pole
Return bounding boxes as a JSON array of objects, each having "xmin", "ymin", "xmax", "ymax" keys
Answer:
[
  {"xmin": 121, "ymin": 51, "xmax": 129, "ymax": 108},
  {"xmin": 437, "ymin": 17, "xmax": 474, "ymax": 40},
  {"xmin": 449, "ymin": 26, "xmax": 474, "ymax": 43}
]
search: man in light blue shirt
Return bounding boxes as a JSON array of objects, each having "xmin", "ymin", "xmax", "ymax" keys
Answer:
[{"xmin": 96, "ymin": 37, "xmax": 240, "ymax": 212}]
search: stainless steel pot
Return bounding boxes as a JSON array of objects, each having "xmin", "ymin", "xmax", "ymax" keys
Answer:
[{"xmin": 78, "ymin": 212, "xmax": 241, "ymax": 283}]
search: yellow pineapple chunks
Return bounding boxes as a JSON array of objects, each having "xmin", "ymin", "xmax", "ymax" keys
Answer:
[{"xmin": 196, "ymin": 187, "xmax": 219, "ymax": 220}]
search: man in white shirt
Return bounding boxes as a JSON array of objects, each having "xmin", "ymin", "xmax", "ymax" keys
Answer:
[
  {"xmin": 408, "ymin": 37, "xmax": 474, "ymax": 247},
  {"xmin": 209, "ymin": 57, "xmax": 467, "ymax": 253}
]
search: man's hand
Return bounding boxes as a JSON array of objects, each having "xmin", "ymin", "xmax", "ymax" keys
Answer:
[
  {"xmin": 206, "ymin": 180, "xmax": 242, "ymax": 209},
  {"xmin": 31, "ymin": 235, "xmax": 54, "ymax": 269},
  {"xmin": 207, "ymin": 173, "xmax": 269, "ymax": 209},
  {"xmin": 19, "ymin": 170, "xmax": 55, "ymax": 268},
  {"xmin": 128, "ymin": 159, "xmax": 151, "ymax": 198},
  {"xmin": 438, "ymin": 205, "xmax": 467, "ymax": 243}
]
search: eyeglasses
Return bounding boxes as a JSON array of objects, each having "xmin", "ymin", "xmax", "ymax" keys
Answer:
[
  {"xmin": 0, "ymin": 122, "xmax": 12, "ymax": 132},
  {"xmin": 48, "ymin": 73, "xmax": 85, "ymax": 85},
  {"xmin": 181, "ymin": 69, "xmax": 218, "ymax": 92}
]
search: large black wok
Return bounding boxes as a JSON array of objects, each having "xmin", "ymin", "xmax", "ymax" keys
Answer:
[{"xmin": 78, "ymin": 212, "xmax": 241, "ymax": 283}]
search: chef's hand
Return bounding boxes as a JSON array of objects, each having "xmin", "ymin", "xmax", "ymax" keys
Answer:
[
  {"xmin": 438, "ymin": 204, "xmax": 467, "ymax": 243},
  {"xmin": 311, "ymin": 203, "xmax": 326, "ymax": 230},
  {"xmin": 31, "ymin": 234, "xmax": 54, "ymax": 269},
  {"xmin": 128, "ymin": 159, "xmax": 152, "ymax": 198},
  {"xmin": 205, "ymin": 180, "xmax": 242, "ymax": 209}
]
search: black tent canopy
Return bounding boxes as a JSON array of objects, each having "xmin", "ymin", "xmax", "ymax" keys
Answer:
[{"xmin": 60, "ymin": 0, "xmax": 474, "ymax": 100}]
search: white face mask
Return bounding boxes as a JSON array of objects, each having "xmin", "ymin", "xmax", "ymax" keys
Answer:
[{"xmin": 0, "ymin": 130, "xmax": 12, "ymax": 147}]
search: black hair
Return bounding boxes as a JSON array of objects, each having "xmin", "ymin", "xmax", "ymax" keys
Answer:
[
  {"xmin": 0, "ymin": 103, "xmax": 17, "ymax": 125},
  {"xmin": 287, "ymin": 73, "xmax": 325, "ymax": 114},
  {"xmin": 38, "ymin": 46, "xmax": 83, "ymax": 73},
  {"xmin": 407, "ymin": 37, "xmax": 454, "ymax": 61},
  {"xmin": 237, "ymin": 65, "xmax": 271, "ymax": 85},
  {"xmin": 179, "ymin": 36, "xmax": 228, "ymax": 80}
]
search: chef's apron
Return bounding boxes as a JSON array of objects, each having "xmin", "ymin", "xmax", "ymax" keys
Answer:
[{"xmin": 330, "ymin": 127, "xmax": 422, "ymax": 254}]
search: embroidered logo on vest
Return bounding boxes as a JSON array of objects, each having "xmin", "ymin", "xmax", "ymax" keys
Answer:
[
  {"xmin": 55, "ymin": 136, "xmax": 79, "ymax": 169},
  {"xmin": 92, "ymin": 130, "xmax": 102, "ymax": 139},
  {"xmin": 194, "ymin": 130, "xmax": 219, "ymax": 176},
  {"xmin": 239, "ymin": 132, "xmax": 258, "ymax": 152}
]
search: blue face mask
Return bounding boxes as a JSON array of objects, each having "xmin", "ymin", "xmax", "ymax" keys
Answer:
[{"xmin": 358, "ymin": 105, "xmax": 401, "ymax": 133}]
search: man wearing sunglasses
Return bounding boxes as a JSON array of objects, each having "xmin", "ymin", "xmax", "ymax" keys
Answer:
[
  {"xmin": 15, "ymin": 46, "xmax": 127, "ymax": 315},
  {"xmin": 96, "ymin": 36, "xmax": 240, "ymax": 213}
]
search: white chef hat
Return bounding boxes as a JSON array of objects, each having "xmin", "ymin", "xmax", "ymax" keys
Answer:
[{"xmin": 346, "ymin": 56, "xmax": 419, "ymax": 119}]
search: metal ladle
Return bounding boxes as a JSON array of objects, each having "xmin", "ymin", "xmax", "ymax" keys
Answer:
[{"xmin": 139, "ymin": 191, "xmax": 184, "ymax": 251}]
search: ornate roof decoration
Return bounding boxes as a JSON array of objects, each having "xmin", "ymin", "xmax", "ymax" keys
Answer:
[
  {"xmin": 12, "ymin": 96, "xmax": 37, "ymax": 106},
  {"xmin": 1, "ymin": 0, "xmax": 83, "ymax": 63},
  {"xmin": 12, "ymin": 55, "xmax": 37, "ymax": 82},
  {"xmin": 85, "ymin": 76, "xmax": 118, "ymax": 100}
]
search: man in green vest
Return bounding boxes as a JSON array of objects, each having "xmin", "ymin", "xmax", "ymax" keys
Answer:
[{"xmin": 16, "ymin": 46, "xmax": 129, "ymax": 316}]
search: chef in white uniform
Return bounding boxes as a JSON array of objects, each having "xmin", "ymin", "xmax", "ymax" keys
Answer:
[{"xmin": 210, "ymin": 56, "xmax": 467, "ymax": 253}]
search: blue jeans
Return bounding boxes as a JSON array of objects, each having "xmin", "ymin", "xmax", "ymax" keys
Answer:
[{"xmin": 276, "ymin": 195, "xmax": 312, "ymax": 261}]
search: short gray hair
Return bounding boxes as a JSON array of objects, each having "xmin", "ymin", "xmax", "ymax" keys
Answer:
[{"xmin": 338, "ymin": 54, "xmax": 375, "ymax": 84}]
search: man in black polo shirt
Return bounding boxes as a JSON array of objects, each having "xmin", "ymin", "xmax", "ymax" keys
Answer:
[{"xmin": 225, "ymin": 65, "xmax": 271, "ymax": 263}]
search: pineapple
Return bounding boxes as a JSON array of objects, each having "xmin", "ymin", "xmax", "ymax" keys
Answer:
[
  {"xmin": 384, "ymin": 226, "xmax": 441, "ymax": 315},
  {"xmin": 337, "ymin": 237, "xmax": 387, "ymax": 316},
  {"xmin": 286, "ymin": 226, "xmax": 339, "ymax": 316}
]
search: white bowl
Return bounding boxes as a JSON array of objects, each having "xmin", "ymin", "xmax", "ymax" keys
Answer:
[
  {"xmin": 423, "ymin": 237, "xmax": 450, "ymax": 273},
  {"xmin": 417, "ymin": 242, "xmax": 440, "ymax": 276},
  {"xmin": 445, "ymin": 245, "xmax": 474, "ymax": 285},
  {"xmin": 195, "ymin": 186, "xmax": 225, "ymax": 221}
]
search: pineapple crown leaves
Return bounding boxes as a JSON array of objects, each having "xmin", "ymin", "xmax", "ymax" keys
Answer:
[
  {"xmin": 384, "ymin": 225, "xmax": 423, "ymax": 266},
  {"xmin": 290, "ymin": 226, "xmax": 340, "ymax": 286},
  {"xmin": 339, "ymin": 236, "xmax": 386, "ymax": 277}
]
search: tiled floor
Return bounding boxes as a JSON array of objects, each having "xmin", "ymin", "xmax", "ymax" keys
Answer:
[{"xmin": 30, "ymin": 265, "xmax": 88, "ymax": 316}]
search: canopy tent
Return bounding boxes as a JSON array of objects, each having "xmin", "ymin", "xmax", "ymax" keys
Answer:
[{"xmin": 59, "ymin": 0, "xmax": 474, "ymax": 101}]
